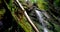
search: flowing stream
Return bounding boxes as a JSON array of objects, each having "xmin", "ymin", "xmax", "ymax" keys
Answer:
[{"xmin": 35, "ymin": 10, "xmax": 48, "ymax": 32}]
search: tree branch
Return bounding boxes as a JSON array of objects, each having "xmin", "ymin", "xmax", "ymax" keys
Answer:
[{"xmin": 16, "ymin": 0, "xmax": 39, "ymax": 32}]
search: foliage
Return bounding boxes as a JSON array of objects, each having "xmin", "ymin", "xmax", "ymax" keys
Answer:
[{"xmin": 0, "ymin": 0, "xmax": 60, "ymax": 32}]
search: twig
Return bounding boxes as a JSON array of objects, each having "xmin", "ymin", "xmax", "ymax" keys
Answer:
[{"xmin": 16, "ymin": 0, "xmax": 39, "ymax": 32}]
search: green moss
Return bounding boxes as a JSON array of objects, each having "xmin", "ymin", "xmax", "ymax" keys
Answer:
[
  {"xmin": 18, "ymin": 16, "xmax": 34, "ymax": 32},
  {"xmin": 0, "ymin": 9, "xmax": 5, "ymax": 15}
]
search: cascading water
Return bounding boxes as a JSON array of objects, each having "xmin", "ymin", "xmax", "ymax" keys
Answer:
[
  {"xmin": 35, "ymin": 10, "xmax": 48, "ymax": 32},
  {"xmin": 25, "ymin": 0, "xmax": 48, "ymax": 32}
]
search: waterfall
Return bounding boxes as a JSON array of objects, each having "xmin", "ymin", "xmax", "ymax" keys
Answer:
[{"xmin": 35, "ymin": 10, "xmax": 48, "ymax": 32}]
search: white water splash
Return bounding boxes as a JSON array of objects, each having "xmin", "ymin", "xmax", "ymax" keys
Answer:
[
  {"xmin": 35, "ymin": 10, "xmax": 48, "ymax": 32},
  {"xmin": 44, "ymin": 28, "xmax": 48, "ymax": 32}
]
